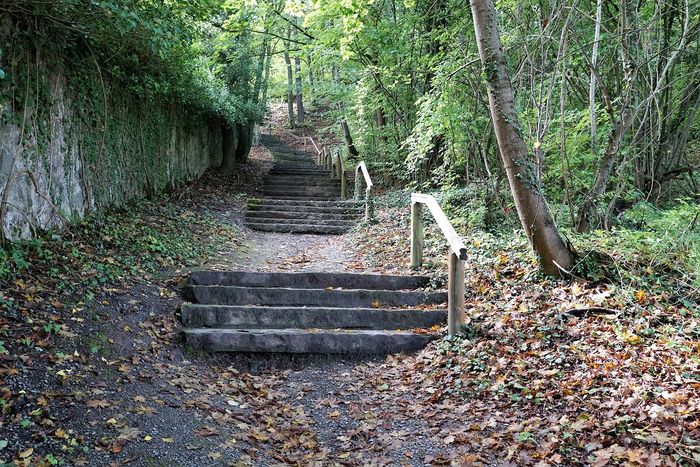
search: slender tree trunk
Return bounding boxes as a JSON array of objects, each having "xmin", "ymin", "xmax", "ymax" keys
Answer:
[
  {"xmin": 260, "ymin": 42, "xmax": 273, "ymax": 107},
  {"xmin": 284, "ymin": 27, "xmax": 295, "ymax": 127},
  {"xmin": 469, "ymin": 0, "xmax": 573, "ymax": 276},
  {"xmin": 294, "ymin": 29, "xmax": 305, "ymax": 124},
  {"xmin": 576, "ymin": 0, "xmax": 643, "ymax": 232},
  {"xmin": 375, "ymin": 107, "xmax": 387, "ymax": 143},
  {"xmin": 307, "ymin": 53, "xmax": 315, "ymax": 86},
  {"xmin": 341, "ymin": 119, "xmax": 360, "ymax": 158},
  {"xmin": 253, "ymin": 38, "xmax": 269, "ymax": 105},
  {"xmin": 589, "ymin": 0, "xmax": 602, "ymax": 151},
  {"xmin": 332, "ymin": 67, "xmax": 359, "ymax": 158}
]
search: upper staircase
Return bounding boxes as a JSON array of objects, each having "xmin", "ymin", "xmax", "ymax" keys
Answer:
[{"xmin": 245, "ymin": 134, "xmax": 360, "ymax": 234}]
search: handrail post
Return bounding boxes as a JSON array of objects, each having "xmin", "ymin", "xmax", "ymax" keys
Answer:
[
  {"xmin": 364, "ymin": 186, "xmax": 373, "ymax": 222},
  {"xmin": 335, "ymin": 152, "xmax": 342, "ymax": 179},
  {"xmin": 410, "ymin": 201, "xmax": 424, "ymax": 268},
  {"xmin": 447, "ymin": 251, "xmax": 466, "ymax": 336},
  {"xmin": 340, "ymin": 168, "xmax": 348, "ymax": 199},
  {"xmin": 354, "ymin": 168, "xmax": 362, "ymax": 201}
]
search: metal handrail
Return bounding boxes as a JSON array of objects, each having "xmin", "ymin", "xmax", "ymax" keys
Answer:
[
  {"xmin": 354, "ymin": 162, "xmax": 373, "ymax": 222},
  {"xmin": 410, "ymin": 193, "xmax": 466, "ymax": 336}
]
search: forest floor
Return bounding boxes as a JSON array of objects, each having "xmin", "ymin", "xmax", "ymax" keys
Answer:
[{"xmin": 1, "ymin": 109, "xmax": 698, "ymax": 467}]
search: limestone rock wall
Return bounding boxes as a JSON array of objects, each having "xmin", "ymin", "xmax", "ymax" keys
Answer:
[{"xmin": 0, "ymin": 49, "xmax": 226, "ymax": 241}]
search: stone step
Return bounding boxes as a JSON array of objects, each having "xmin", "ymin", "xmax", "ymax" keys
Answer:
[
  {"xmin": 268, "ymin": 168, "xmax": 331, "ymax": 174},
  {"xmin": 188, "ymin": 271, "xmax": 432, "ymax": 290},
  {"xmin": 267, "ymin": 171, "xmax": 333, "ymax": 178},
  {"xmin": 263, "ymin": 178, "xmax": 340, "ymax": 187},
  {"xmin": 272, "ymin": 159, "xmax": 315, "ymax": 165},
  {"xmin": 245, "ymin": 210, "xmax": 359, "ymax": 221},
  {"xmin": 184, "ymin": 285, "xmax": 448, "ymax": 308},
  {"xmin": 181, "ymin": 304, "xmax": 446, "ymax": 330},
  {"xmin": 262, "ymin": 187, "xmax": 341, "ymax": 196},
  {"xmin": 245, "ymin": 217, "xmax": 355, "ymax": 227},
  {"xmin": 271, "ymin": 161, "xmax": 323, "ymax": 168},
  {"xmin": 271, "ymin": 154, "xmax": 314, "ymax": 161},
  {"xmin": 270, "ymin": 162, "xmax": 331, "ymax": 171},
  {"xmin": 182, "ymin": 328, "xmax": 438, "ymax": 354},
  {"xmin": 248, "ymin": 198, "xmax": 359, "ymax": 207},
  {"xmin": 247, "ymin": 205, "xmax": 361, "ymax": 215},
  {"xmin": 253, "ymin": 195, "xmax": 341, "ymax": 201},
  {"xmin": 263, "ymin": 183, "xmax": 340, "ymax": 191},
  {"xmin": 245, "ymin": 222, "xmax": 350, "ymax": 234}
]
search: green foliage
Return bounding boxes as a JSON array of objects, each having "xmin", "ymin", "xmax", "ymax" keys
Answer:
[
  {"xmin": 579, "ymin": 200, "xmax": 700, "ymax": 288},
  {"xmin": 1, "ymin": 0, "xmax": 262, "ymax": 126},
  {"xmin": 0, "ymin": 194, "xmax": 240, "ymax": 299}
]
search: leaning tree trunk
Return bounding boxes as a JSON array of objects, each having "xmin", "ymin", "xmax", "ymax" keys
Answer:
[
  {"xmin": 332, "ymin": 67, "xmax": 359, "ymax": 158},
  {"xmin": 469, "ymin": 0, "xmax": 573, "ymax": 276},
  {"xmin": 283, "ymin": 28, "xmax": 295, "ymax": 127},
  {"xmin": 294, "ymin": 29, "xmax": 305, "ymax": 124},
  {"xmin": 340, "ymin": 118, "xmax": 359, "ymax": 159}
]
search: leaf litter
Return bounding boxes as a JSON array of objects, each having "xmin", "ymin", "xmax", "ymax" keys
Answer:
[{"xmin": 0, "ymin": 133, "xmax": 698, "ymax": 465}]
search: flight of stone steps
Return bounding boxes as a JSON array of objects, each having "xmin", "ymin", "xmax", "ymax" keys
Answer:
[
  {"xmin": 245, "ymin": 134, "xmax": 361, "ymax": 234},
  {"xmin": 181, "ymin": 271, "xmax": 447, "ymax": 354}
]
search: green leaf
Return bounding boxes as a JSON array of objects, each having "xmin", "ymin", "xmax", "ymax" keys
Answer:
[
  {"xmin": 0, "ymin": 69, "xmax": 5, "ymax": 79},
  {"xmin": 0, "ymin": 439, "xmax": 8, "ymax": 450}
]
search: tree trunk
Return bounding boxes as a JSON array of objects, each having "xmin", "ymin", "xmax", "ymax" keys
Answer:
[
  {"xmin": 469, "ymin": 0, "xmax": 573, "ymax": 276},
  {"xmin": 220, "ymin": 124, "xmax": 239, "ymax": 175},
  {"xmin": 307, "ymin": 53, "xmax": 315, "ymax": 86},
  {"xmin": 260, "ymin": 42, "xmax": 273, "ymax": 107},
  {"xmin": 341, "ymin": 119, "xmax": 359, "ymax": 158},
  {"xmin": 253, "ymin": 39, "xmax": 269, "ymax": 105},
  {"xmin": 589, "ymin": 0, "xmax": 602, "ymax": 151},
  {"xmin": 576, "ymin": 0, "xmax": 643, "ymax": 232},
  {"xmin": 375, "ymin": 107, "xmax": 387, "ymax": 143},
  {"xmin": 294, "ymin": 29, "xmax": 305, "ymax": 124},
  {"xmin": 284, "ymin": 28, "xmax": 295, "ymax": 127},
  {"xmin": 235, "ymin": 124, "xmax": 253, "ymax": 163}
]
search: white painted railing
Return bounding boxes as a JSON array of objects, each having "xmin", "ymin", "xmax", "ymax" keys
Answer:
[{"xmin": 410, "ymin": 193, "xmax": 467, "ymax": 336}]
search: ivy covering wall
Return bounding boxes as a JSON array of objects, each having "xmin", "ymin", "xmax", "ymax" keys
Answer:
[
  {"xmin": 0, "ymin": 0, "xmax": 266, "ymax": 241},
  {"xmin": 0, "ymin": 44, "xmax": 224, "ymax": 241}
]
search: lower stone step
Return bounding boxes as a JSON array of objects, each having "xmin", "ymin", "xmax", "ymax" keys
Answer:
[
  {"xmin": 184, "ymin": 285, "xmax": 448, "ymax": 307},
  {"xmin": 181, "ymin": 304, "xmax": 446, "ymax": 330},
  {"xmin": 188, "ymin": 271, "xmax": 432, "ymax": 289},
  {"xmin": 245, "ymin": 210, "xmax": 359, "ymax": 221},
  {"xmin": 250, "ymin": 195, "xmax": 342, "ymax": 202},
  {"xmin": 248, "ymin": 198, "xmax": 360, "ymax": 207},
  {"xmin": 245, "ymin": 222, "xmax": 350, "ymax": 234},
  {"xmin": 245, "ymin": 217, "xmax": 355, "ymax": 227},
  {"xmin": 262, "ymin": 187, "xmax": 341, "ymax": 196},
  {"xmin": 183, "ymin": 328, "xmax": 438, "ymax": 354}
]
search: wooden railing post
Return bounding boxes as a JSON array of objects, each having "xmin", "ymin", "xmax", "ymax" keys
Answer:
[
  {"xmin": 335, "ymin": 152, "xmax": 342, "ymax": 179},
  {"xmin": 354, "ymin": 170, "xmax": 361, "ymax": 201},
  {"xmin": 410, "ymin": 201, "xmax": 424, "ymax": 268},
  {"xmin": 340, "ymin": 171, "xmax": 348, "ymax": 199},
  {"xmin": 364, "ymin": 187, "xmax": 373, "ymax": 222},
  {"xmin": 410, "ymin": 193, "xmax": 467, "ymax": 336},
  {"xmin": 448, "ymin": 251, "xmax": 466, "ymax": 336}
]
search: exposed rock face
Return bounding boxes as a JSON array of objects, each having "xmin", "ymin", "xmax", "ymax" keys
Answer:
[{"xmin": 0, "ymin": 49, "xmax": 245, "ymax": 241}]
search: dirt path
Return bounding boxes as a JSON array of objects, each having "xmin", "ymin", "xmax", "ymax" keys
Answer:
[
  {"xmin": 0, "ymin": 130, "xmax": 451, "ymax": 466},
  {"xmin": 206, "ymin": 230, "xmax": 358, "ymax": 274}
]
